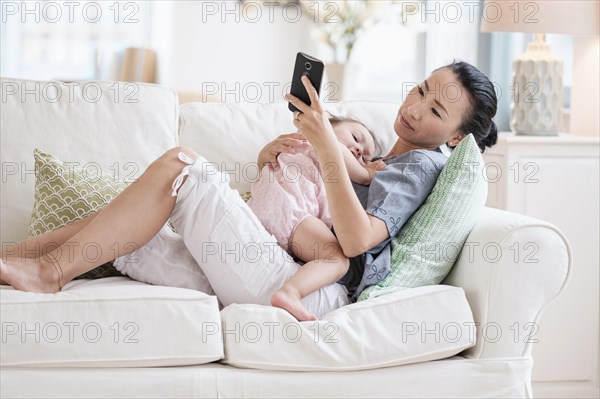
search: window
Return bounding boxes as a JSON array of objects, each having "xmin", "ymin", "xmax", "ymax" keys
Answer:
[{"xmin": 1, "ymin": 0, "xmax": 153, "ymax": 80}]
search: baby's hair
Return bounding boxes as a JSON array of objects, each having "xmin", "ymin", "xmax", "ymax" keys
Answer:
[{"xmin": 327, "ymin": 113, "xmax": 383, "ymax": 158}]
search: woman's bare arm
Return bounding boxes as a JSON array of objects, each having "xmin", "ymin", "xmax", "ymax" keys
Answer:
[
  {"xmin": 339, "ymin": 143, "xmax": 371, "ymax": 185},
  {"xmin": 340, "ymin": 143, "xmax": 386, "ymax": 186},
  {"xmin": 286, "ymin": 77, "xmax": 389, "ymax": 257},
  {"xmin": 312, "ymin": 143, "xmax": 389, "ymax": 257}
]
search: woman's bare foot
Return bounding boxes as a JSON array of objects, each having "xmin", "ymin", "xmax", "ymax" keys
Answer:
[
  {"xmin": 271, "ymin": 285, "xmax": 318, "ymax": 321},
  {"xmin": 0, "ymin": 258, "xmax": 61, "ymax": 293},
  {"xmin": 0, "ymin": 254, "xmax": 6, "ymax": 285}
]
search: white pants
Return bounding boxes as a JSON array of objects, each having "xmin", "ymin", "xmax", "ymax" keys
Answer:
[{"xmin": 114, "ymin": 153, "xmax": 349, "ymax": 318}]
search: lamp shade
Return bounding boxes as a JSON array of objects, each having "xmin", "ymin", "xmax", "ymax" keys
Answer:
[{"xmin": 481, "ymin": 0, "xmax": 599, "ymax": 36}]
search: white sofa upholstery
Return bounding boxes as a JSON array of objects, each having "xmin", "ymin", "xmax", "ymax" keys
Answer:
[
  {"xmin": 1, "ymin": 278, "xmax": 223, "ymax": 367},
  {"xmin": 0, "ymin": 79, "xmax": 571, "ymax": 398}
]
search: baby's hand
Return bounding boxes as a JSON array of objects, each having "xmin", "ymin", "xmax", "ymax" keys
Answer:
[
  {"xmin": 364, "ymin": 160, "xmax": 386, "ymax": 183},
  {"xmin": 257, "ymin": 132, "xmax": 306, "ymax": 171}
]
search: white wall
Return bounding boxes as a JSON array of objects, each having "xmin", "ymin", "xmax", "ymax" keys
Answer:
[
  {"xmin": 570, "ymin": 35, "xmax": 600, "ymax": 136},
  {"xmin": 423, "ymin": 0, "xmax": 480, "ymax": 73},
  {"xmin": 158, "ymin": 1, "xmax": 315, "ymax": 103}
]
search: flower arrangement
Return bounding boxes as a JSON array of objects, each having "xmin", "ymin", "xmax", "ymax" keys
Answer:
[{"xmin": 299, "ymin": 0, "xmax": 406, "ymax": 63}]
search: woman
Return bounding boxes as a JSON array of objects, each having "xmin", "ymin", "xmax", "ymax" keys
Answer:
[{"xmin": 0, "ymin": 61, "xmax": 498, "ymax": 319}]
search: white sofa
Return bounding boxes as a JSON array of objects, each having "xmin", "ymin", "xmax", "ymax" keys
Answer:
[{"xmin": 0, "ymin": 79, "xmax": 571, "ymax": 398}]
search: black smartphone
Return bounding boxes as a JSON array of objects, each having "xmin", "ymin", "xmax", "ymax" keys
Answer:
[{"xmin": 288, "ymin": 52, "xmax": 324, "ymax": 112}]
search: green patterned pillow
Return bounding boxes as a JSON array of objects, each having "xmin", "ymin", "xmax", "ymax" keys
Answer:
[
  {"xmin": 29, "ymin": 148, "xmax": 129, "ymax": 237},
  {"xmin": 358, "ymin": 134, "xmax": 487, "ymax": 301},
  {"xmin": 240, "ymin": 191, "xmax": 252, "ymax": 202},
  {"xmin": 29, "ymin": 149, "xmax": 130, "ymax": 279}
]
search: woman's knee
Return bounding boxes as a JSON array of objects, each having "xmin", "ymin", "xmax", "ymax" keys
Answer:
[
  {"xmin": 160, "ymin": 146, "xmax": 200, "ymax": 162},
  {"xmin": 146, "ymin": 146, "xmax": 199, "ymax": 185}
]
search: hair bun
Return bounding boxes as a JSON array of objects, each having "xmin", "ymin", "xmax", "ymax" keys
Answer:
[{"xmin": 478, "ymin": 121, "xmax": 497, "ymax": 152}]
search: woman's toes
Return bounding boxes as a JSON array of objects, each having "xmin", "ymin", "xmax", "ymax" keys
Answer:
[{"xmin": 0, "ymin": 259, "xmax": 8, "ymax": 285}]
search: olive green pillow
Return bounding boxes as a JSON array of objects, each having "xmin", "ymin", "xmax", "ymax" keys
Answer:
[
  {"xmin": 240, "ymin": 191, "xmax": 252, "ymax": 202},
  {"xmin": 358, "ymin": 134, "xmax": 487, "ymax": 301},
  {"xmin": 29, "ymin": 149, "xmax": 130, "ymax": 237},
  {"xmin": 29, "ymin": 149, "xmax": 130, "ymax": 279}
]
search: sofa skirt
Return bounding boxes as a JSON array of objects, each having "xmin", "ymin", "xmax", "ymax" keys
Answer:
[{"xmin": 1, "ymin": 356, "xmax": 532, "ymax": 398}]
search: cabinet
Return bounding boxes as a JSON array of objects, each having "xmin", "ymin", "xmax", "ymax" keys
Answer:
[{"xmin": 482, "ymin": 133, "xmax": 599, "ymax": 398}]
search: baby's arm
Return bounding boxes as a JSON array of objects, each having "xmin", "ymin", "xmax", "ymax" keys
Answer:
[{"xmin": 339, "ymin": 143, "xmax": 385, "ymax": 185}]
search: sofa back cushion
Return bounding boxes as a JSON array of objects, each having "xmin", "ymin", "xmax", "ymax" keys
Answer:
[
  {"xmin": 0, "ymin": 78, "xmax": 179, "ymax": 243},
  {"xmin": 178, "ymin": 100, "xmax": 401, "ymax": 193}
]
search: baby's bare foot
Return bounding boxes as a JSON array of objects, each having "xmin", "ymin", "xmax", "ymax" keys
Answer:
[
  {"xmin": 271, "ymin": 286, "xmax": 318, "ymax": 321},
  {"xmin": 0, "ymin": 258, "xmax": 61, "ymax": 293}
]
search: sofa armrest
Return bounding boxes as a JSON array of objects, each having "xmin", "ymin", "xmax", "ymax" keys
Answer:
[{"xmin": 443, "ymin": 207, "xmax": 571, "ymax": 359}]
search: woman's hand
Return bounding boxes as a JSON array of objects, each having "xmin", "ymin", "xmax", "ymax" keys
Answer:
[
  {"xmin": 257, "ymin": 132, "xmax": 306, "ymax": 171},
  {"xmin": 286, "ymin": 76, "xmax": 337, "ymax": 150}
]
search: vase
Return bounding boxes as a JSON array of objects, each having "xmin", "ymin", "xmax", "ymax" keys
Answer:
[{"xmin": 324, "ymin": 63, "xmax": 346, "ymax": 102}]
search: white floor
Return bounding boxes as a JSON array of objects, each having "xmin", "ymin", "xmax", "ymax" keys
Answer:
[{"xmin": 532, "ymin": 381, "xmax": 599, "ymax": 398}]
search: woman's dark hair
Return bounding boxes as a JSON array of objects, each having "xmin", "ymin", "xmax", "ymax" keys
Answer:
[
  {"xmin": 327, "ymin": 114, "xmax": 383, "ymax": 158},
  {"xmin": 438, "ymin": 61, "xmax": 498, "ymax": 153}
]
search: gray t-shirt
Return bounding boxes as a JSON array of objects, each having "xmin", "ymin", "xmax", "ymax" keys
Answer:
[{"xmin": 337, "ymin": 148, "xmax": 448, "ymax": 302}]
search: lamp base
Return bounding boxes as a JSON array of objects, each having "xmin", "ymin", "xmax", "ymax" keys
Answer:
[{"xmin": 511, "ymin": 41, "xmax": 564, "ymax": 136}]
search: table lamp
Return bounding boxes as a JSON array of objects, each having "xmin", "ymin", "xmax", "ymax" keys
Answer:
[{"xmin": 481, "ymin": 0, "xmax": 599, "ymax": 135}]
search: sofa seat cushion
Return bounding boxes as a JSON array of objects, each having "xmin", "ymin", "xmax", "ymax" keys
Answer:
[
  {"xmin": 220, "ymin": 285, "xmax": 475, "ymax": 371},
  {"xmin": 0, "ymin": 277, "xmax": 223, "ymax": 367}
]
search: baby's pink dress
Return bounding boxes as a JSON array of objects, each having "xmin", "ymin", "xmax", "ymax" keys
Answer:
[{"xmin": 247, "ymin": 141, "xmax": 332, "ymax": 254}]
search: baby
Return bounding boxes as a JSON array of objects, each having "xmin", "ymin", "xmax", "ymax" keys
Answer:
[{"xmin": 248, "ymin": 115, "xmax": 385, "ymax": 321}]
